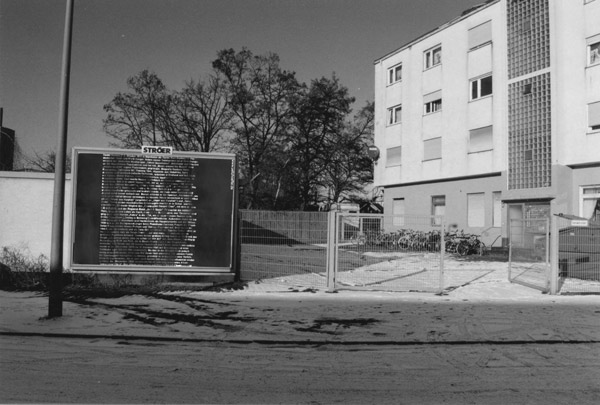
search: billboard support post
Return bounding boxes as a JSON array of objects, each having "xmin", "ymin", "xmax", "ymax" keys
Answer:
[{"xmin": 49, "ymin": 0, "xmax": 74, "ymax": 318}]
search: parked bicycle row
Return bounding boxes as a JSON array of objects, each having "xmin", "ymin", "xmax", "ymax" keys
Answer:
[{"xmin": 349, "ymin": 229, "xmax": 485, "ymax": 256}]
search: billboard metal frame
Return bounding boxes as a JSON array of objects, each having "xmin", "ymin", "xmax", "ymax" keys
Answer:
[{"xmin": 69, "ymin": 147, "xmax": 239, "ymax": 275}]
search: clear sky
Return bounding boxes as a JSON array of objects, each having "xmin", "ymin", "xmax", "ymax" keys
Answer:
[{"xmin": 1, "ymin": 0, "xmax": 486, "ymax": 161}]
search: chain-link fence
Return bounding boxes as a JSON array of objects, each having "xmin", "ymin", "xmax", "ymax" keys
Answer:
[
  {"xmin": 553, "ymin": 215, "xmax": 600, "ymax": 294},
  {"xmin": 331, "ymin": 213, "xmax": 458, "ymax": 293},
  {"xmin": 238, "ymin": 210, "xmax": 329, "ymax": 289},
  {"xmin": 508, "ymin": 218, "xmax": 550, "ymax": 292}
]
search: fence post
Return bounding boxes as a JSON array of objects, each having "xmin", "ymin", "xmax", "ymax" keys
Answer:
[
  {"xmin": 508, "ymin": 219, "xmax": 513, "ymax": 282},
  {"xmin": 438, "ymin": 218, "xmax": 445, "ymax": 294},
  {"xmin": 326, "ymin": 210, "xmax": 338, "ymax": 292},
  {"xmin": 549, "ymin": 215, "xmax": 559, "ymax": 295}
]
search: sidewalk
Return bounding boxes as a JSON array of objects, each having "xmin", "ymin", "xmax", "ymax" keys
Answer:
[{"xmin": 1, "ymin": 273, "xmax": 599, "ymax": 344}]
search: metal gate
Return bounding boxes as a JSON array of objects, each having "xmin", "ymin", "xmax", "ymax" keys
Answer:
[
  {"xmin": 508, "ymin": 218, "xmax": 550, "ymax": 292},
  {"xmin": 552, "ymin": 214, "xmax": 600, "ymax": 294},
  {"xmin": 327, "ymin": 213, "xmax": 446, "ymax": 293}
]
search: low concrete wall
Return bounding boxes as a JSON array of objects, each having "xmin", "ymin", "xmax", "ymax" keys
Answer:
[{"xmin": 0, "ymin": 171, "xmax": 72, "ymax": 267}]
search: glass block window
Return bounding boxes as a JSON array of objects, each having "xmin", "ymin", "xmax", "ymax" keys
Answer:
[
  {"xmin": 507, "ymin": 0, "xmax": 550, "ymax": 79},
  {"xmin": 508, "ymin": 73, "xmax": 552, "ymax": 190}
]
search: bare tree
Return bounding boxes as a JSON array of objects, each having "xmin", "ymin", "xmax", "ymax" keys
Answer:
[
  {"xmin": 213, "ymin": 48, "xmax": 300, "ymax": 208},
  {"xmin": 169, "ymin": 73, "xmax": 234, "ymax": 152},
  {"xmin": 23, "ymin": 150, "xmax": 72, "ymax": 173},
  {"xmin": 103, "ymin": 70, "xmax": 174, "ymax": 148},
  {"xmin": 321, "ymin": 101, "xmax": 374, "ymax": 204}
]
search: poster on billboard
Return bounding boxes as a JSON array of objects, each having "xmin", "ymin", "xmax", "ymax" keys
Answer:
[{"xmin": 69, "ymin": 147, "xmax": 238, "ymax": 274}]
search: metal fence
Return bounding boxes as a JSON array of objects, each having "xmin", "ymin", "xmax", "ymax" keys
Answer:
[
  {"xmin": 330, "ymin": 213, "xmax": 446, "ymax": 293},
  {"xmin": 238, "ymin": 210, "xmax": 329, "ymax": 289},
  {"xmin": 508, "ymin": 218, "xmax": 550, "ymax": 292},
  {"xmin": 553, "ymin": 215, "xmax": 600, "ymax": 294},
  {"xmin": 239, "ymin": 210, "xmax": 599, "ymax": 295}
]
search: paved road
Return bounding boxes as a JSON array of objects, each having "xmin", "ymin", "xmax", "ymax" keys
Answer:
[{"xmin": 1, "ymin": 335, "xmax": 599, "ymax": 404}]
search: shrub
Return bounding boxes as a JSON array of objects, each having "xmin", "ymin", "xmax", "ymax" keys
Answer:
[{"xmin": 0, "ymin": 246, "xmax": 49, "ymax": 291}]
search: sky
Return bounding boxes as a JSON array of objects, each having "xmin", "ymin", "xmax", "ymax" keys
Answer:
[{"xmin": 1, "ymin": 0, "xmax": 487, "ymax": 162}]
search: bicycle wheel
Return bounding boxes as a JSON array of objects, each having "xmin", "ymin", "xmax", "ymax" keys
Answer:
[{"xmin": 457, "ymin": 240, "xmax": 470, "ymax": 256}]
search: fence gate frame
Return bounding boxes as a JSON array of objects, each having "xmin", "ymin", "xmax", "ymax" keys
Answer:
[{"xmin": 325, "ymin": 211, "xmax": 446, "ymax": 293}]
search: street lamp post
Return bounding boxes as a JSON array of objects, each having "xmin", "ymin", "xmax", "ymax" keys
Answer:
[{"xmin": 48, "ymin": 0, "xmax": 75, "ymax": 318}]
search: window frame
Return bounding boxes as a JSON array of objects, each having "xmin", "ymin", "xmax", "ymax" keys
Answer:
[
  {"xmin": 387, "ymin": 104, "xmax": 402, "ymax": 125},
  {"xmin": 492, "ymin": 191, "xmax": 502, "ymax": 228},
  {"xmin": 392, "ymin": 198, "xmax": 405, "ymax": 226},
  {"xmin": 431, "ymin": 195, "xmax": 445, "ymax": 226},
  {"xmin": 385, "ymin": 146, "xmax": 402, "ymax": 167},
  {"xmin": 424, "ymin": 99, "xmax": 442, "ymax": 115},
  {"xmin": 387, "ymin": 63, "xmax": 402, "ymax": 85},
  {"xmin": 470, "ymin": 74, "xmax": 493, "ymax": 101},
  {"xmin": 589, "ymin": 41, "xmax": 600, "ymax": 66},
  {"xmin": 424, "ymin": 45, "xmax": 442, "ymax": 70},
  {"xmin": 467, "ymin": 192, "xmax": 486, "ymax": 228},
  {"xmin": 469, "ymin": 126, "xmax": 493, "ymax": 154},
  {"xmin": 423, "ymin": 137, "xmax": 442, "ymax": 161},
  {"xmin": 580, "ymin": 185, "xmax": 600, "ymax": 223},
  {"xmin": 588, "ymin": 102, "xmax": 600, "ymax": 132}
]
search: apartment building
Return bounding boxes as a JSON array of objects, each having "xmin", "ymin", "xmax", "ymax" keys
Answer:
[{"xmin": 373, "ymin": 0, "xmax": 600, "ymax": 247}]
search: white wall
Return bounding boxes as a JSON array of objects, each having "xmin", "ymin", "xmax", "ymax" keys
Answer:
[{"xmin": 0, "ymin": 172, "xmax": 72, "ymax": 267}]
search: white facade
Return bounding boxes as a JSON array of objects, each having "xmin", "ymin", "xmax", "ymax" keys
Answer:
[{"xmin": 373, "ymin": 0, "xmax": 600, "ymax": 247}]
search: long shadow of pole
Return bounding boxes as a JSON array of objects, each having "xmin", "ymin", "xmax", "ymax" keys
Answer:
[{"xmin": 48, "ymin": 0, "xmax": 75, "ymax": 318}]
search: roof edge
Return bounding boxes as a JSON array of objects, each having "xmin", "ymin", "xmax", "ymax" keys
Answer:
[{"xmin": 374, "ymin": 0, "xmax": 500, "ymax": 65}]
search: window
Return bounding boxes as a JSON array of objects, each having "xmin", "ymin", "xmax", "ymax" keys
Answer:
[
  {"xmin": 424, "ymin": 99, "xmax": 442, "ymax": 114},
  {"xmin": 523, "ymin": 83, "xmax": 533, "ymax": 95},
  {"xmin": 467, "ymin": 193, "xmax": 485, "ymax": 227},
  {"xmin": 588, "ymin": 102, "xmax": 600, "ymax": 131},
  {"xmin": 424, "ymin": 90, "xmax": 442, "ymax": 114},
  {"xmin": 470, "ymin": 75, "xmax": 493, "ymax": 100},
  {"xmin": 432, "ymin": 196, "xmax": 445, "ymax": 226},
  {"xmin": 386, "ymin": 146, "xmax": 402, "ymax": 167},
  {"xmin": 468, "ymin": 21, "xmax": 492, "ymax": 50},
  {"xmin": 582, "ymin": 186, "xmax": 600, "ymax": 223},
  {"xmin": 388, "ymin": 64, "xmax": 402, "ymax": 84},
  {"xmin": 423, "ymin": 137, "xmax": 442, "ymax": 161},
  {"xmin": 388, "ymin": 105, "xmax": 402, "ymax": 125},
  {"xmin": 588, "ymin": 38, "xmax": 600, "ymax": 66},
  {"xmin": 469, "ymin": 126, "xmax": 493, "ymax": 153},
  {"xmin": 493, "ymin": 192, "xmax": 502, "ymax": 227},
  {"xmin": 393, "ymin": 198, "xmax": 405, "ymax": 226},
  {"xmin": 424, "ymin": 45, "xmax": 442, "ymax": 69},
  {"xmin": 524, "ymin": 149, "xmax": 533, "ymax": 161}
]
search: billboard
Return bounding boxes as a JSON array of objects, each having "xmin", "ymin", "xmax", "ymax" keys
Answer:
[{"xmin": 70, "ymin": 147, "xmax": 238, "ymax": 274}]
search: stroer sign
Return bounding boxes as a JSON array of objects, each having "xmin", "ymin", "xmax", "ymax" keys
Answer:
[{"xmin": 69, "ymin": 147, "xmax": 238, "ymax": 275}]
